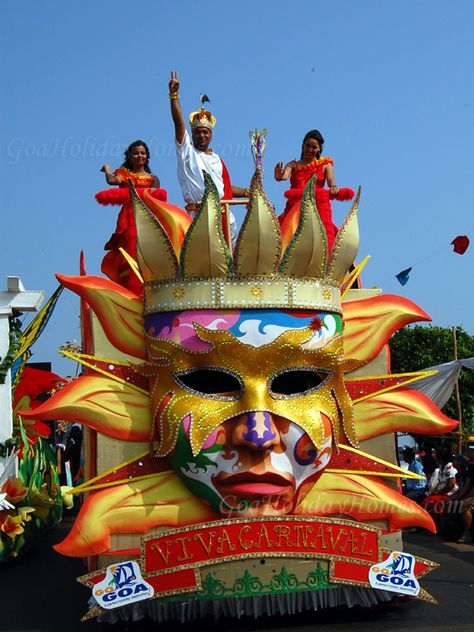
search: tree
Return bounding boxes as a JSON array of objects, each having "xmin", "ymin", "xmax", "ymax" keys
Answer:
[{"xmin": 389, "ymin": 325, "xmax": 474, "ymax": 442}]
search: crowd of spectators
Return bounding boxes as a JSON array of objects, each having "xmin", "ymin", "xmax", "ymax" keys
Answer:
[{"xmin": 402, "ymin": 444, "xmax": 474, "ymax": 542}]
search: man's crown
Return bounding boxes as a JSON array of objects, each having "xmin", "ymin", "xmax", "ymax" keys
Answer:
[
  {"xmin": 189, "ymin": 108, "xmax": 216, "ymax": 129},
  {"xmin": 131, "ymin": 169, "xmax": 360, "ymax": 316}
]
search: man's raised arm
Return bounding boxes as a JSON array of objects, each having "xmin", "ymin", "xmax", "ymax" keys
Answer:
[{"xmin": 169, "ymin": 70, "xmax": 186, "ymax": 144}]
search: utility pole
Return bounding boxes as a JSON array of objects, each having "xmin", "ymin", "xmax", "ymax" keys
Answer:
[{"xmin": 452, "ymin": 326, "xmax": 463, "ymax": 453}]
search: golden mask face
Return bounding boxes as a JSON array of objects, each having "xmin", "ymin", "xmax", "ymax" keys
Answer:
[
  {"xmin": 144, "ymin": 324, "xmax": 355, "ymax": 456},
  {"xmin": 142, "ymin": 309, "xmax": 355, "ymax": 515}
]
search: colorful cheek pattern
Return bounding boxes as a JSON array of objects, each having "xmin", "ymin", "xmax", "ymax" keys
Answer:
[
  {"xmin": 201, "ymin": 426, "xmax": 225, "ymax": 450},
  {"xmin": 181, "ymin": 417, "xmax": 226, "ymax": 453},
  {"xmin": 170, "ymin": 427, "xmax": 237, "ymax": 512},
  {"xmin": 294, "ymin": 433, "xmax": 318, "ymax": 466},
  {"xmin": 270, "ymin": 421, "xmax": 332, "ymax": 492}
]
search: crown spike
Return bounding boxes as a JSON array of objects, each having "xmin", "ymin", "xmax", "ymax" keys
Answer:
[
  {"xmin": 279, "ymin": 175, "xmax": 328, "ymax": 278},
  {"xmin": 327, "ymin": 187, "xmax": 360, "ymax": 284},
  {"xmin": 130, "ymin": 183, "xmax": 179, "ymax": 282},
  {"xmin": 180, "ymin": 172, "xmax": 232, "ymax": 278},
  {"xmin": 233, "ymin": 168, "xmax": 281, "ymax": 276}
]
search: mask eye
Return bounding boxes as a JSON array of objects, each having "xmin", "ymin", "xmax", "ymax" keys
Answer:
[
  {"xmin": 269, "ymin": 368, "xmax": 330, "ymax": 398},
  {"xmin": 174, "ymin": 367, "xmax": 243, "ymax": 400}
]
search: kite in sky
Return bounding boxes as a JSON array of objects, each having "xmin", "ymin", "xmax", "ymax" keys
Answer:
[
  {"xmin": 395, "ymin": 267, "xmax": 412, "ymax": 286},
  {"xmin": 451, "ymin": 235, "xmax": 470, "ymax": 255}
]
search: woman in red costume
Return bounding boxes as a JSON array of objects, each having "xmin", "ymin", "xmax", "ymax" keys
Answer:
[
  {"xmin": 274, "ymin": 130, "xmax": 354, "ymax": 253},
  {"xmin": 97, "ymin": 140, "xmax": 167, "ymax": 295}
]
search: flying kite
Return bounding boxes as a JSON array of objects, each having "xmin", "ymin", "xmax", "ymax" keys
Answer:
[
  {"xmin": 451, "ymin": 235, "xmax": 470, "ymax": 255},
  {"xmin": 395, "ymin": 267, "xmax": 412, "ymax": 286}
]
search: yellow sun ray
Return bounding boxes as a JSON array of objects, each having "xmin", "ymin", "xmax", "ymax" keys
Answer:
[{"xmin": 60, "ymin": 349, "xmax": 148, "ymax": 395}]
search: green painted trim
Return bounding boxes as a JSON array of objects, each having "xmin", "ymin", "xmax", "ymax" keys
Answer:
[{"xmin": 162, "ymin": 562, "xmax": 335, "ymax": 603}]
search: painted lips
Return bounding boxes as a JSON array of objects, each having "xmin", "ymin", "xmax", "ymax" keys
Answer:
[{"xmin": 215, "ymin": 472, "xmax": 293, "ymax": 498}]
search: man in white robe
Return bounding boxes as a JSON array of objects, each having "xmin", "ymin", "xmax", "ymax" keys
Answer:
[{"xmin": 169, "ymin": 71, "xmax": 248, "ymax": 245}]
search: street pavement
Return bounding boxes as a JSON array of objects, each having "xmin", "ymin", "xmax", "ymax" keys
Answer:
[{"xmin": 1, "ymin": 517, "xmax": 473, "ymax": 632}]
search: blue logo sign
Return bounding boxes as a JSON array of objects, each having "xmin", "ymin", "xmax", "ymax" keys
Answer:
[{"xmin": 92, "ymin": 560, "xmax": 154, "ymax": 609}]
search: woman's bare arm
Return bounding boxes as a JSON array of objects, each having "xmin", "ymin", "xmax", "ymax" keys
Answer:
[
  {"xmin": 325, "ymin": 163, "xmax": 338, "ymax": 194},
  {"xmin": 101, "ymin": 164, "xmax": 124, "ymax": 185},
  {"xmin": 274, "ymin": 161, "xmax": 294, "ymax": 182}
]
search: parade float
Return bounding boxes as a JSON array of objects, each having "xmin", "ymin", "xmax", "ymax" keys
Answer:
[{"xmin": 22, "ymin": 133, "xmax": 458, "ymax": 623}]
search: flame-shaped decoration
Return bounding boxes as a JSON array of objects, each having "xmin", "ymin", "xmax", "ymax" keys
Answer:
[
  {"xmin": 180, "ymin": 172, "xmax": 232, "ymax": 278},
  {"xmin": 233, "ymin": 168, "xmax": 281, "ymax": 275},
  {"xmin": 279, "ymin": 175, "xmax": 328, "ymax": 278},
  {"xmin": 130, "ymin": 183, "xmax": 180, "ymax": 281}
]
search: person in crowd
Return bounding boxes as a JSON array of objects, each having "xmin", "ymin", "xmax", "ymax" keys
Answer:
[
  {"xmin": 441, "ymin": 453, "xmax": 472, "ymax": 540},
  {"xmin": 458, "ymin": 500, "xmax": 474, "ymax": 543},
  {"xmin": 402, "ymin": 447, "xmax": 427, "ymax": 503},
  {"xmin": 421, "ymin": 448, "xmax": 458, "ymax": 529},
  {"xmin": 458, "ymin": 447, "xmax": 474, "ymax": 543},
  {"xmin": 63, "ymin": 423, "xmax": 83, "ymax": 485},
  {"xmin": 55, "ymin": 422, "xmax": 83, "ymax": 487},
  {"xmin": 274, "ymin": 129, "xmax": 354, "ymax": 253},
  {"xmin": 420, "ymin": 443, "xmax": 438, "ymax": 482},
  {"xmin": 453, "ymin": 454, "xmax": 470, "ymax": 494},
  {"xmin": 168, "ymin": 70, "xmax": 248, "ymax": 246}
]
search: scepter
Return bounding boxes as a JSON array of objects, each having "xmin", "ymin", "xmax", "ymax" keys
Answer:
[{"xmin": 249, "ymin": 128, "xmax": 267, "ymax": 169}]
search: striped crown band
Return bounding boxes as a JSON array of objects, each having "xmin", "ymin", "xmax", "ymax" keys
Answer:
[{"xmin": 143, "ymin": 277, "xmax": 342, "ymax": 315}]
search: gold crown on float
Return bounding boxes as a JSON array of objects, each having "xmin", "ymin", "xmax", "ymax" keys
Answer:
[
  {"xmin": 189, "ymin": 107, "xmax": 216, "ymax": 129},
  {"xmin": 130, "ymin": 169, "xmax": 360, "ymax": 316}
]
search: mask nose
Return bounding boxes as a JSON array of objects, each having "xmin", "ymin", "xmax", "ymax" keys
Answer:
[{"xmin": 231, "ymin": 412, "xmax": 280, "ymax": 450}]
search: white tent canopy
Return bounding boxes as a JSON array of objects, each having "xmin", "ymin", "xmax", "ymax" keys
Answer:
[{"xmin": 409, "ymin": 358, "xmax": 474, "ymax": 409}]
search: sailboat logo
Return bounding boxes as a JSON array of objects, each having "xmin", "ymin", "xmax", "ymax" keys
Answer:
[
  {"xmin": 369, "ymin": 551, "xmax": 420, "ymax": 596},
  {"xmin": 109, "ymin": 562, "xmax": 136, "ymax": 589}
]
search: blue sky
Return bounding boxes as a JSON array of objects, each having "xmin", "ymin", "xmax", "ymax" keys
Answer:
[{"xmin": 1, "ymin": 0, "xmax": 473, "ymax": 376}]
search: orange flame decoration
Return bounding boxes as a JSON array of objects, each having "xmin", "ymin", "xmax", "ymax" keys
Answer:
[
  {"xmin": 141, "ymin": 191, "xmax": 192, "ymax": 256},
  {"xmin": 23, "ymin": 266, "xmax": 458, "ymax": 557}
]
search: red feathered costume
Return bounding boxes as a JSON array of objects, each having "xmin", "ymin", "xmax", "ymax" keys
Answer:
[
  {"xmin": 96, "ymin": 169, "xmax": 167, "ymax": 295},
  {"xmin": 278, "ymin": 157, "xmax": 354, "ymax": 253}
]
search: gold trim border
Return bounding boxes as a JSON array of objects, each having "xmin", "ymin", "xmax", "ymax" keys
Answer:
[{"xmin": 144, "ymin": 277, "xmax": 341, "ymax": 315}]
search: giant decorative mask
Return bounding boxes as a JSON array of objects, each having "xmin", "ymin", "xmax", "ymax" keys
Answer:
[
  {"xmin": 143, "ymin": 308, "xmax": 349, "ymax": 515},
  {"xmin": 135, "ymin": 169, "xmax": 360, "ymax": 517}
]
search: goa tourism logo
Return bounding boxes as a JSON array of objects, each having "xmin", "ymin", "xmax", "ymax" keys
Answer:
[
  {"xmin": 368, "ymin": 551, "xmax": 420, "ymax": 596},
  {"xmin": 92, "ymin": 560, "xmax": 154, "ymax": 610}
]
